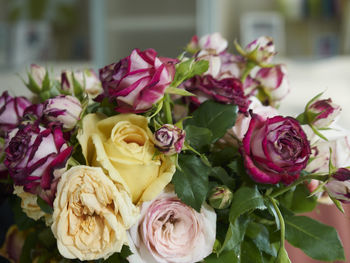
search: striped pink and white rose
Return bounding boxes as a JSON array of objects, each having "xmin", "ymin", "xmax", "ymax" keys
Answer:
[
  {"xmin": 308, "ymin": 98, "xmax": 341, "ymax": 128},
  {"xmin": 0, "ymin": 91, "xmax": 31, "ymax": 136},
  {"xmin": 43, "ymin": 95, "xmax": 82, "ymax": 129},
  {"xmin": 241, "ymin": 114, "xmax": 311, "ymax": 184},
  {"xmin": 154, "ymin": 124, "xmax": 185, "ymax": 155},
  {"xmin": 99, "ymin": 49, "xmax": 176, "ymax": 113},
  {"xmin": 4, "ymin": 123, "xmax": 72, "ymax": 205},
  {"xmin": 245, "ymin": 36, "xmax": 276, "ymax": 64}
]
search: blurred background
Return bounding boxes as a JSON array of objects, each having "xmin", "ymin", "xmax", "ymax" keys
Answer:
[
  {"xmin": 0, "ymin": 1, "xmax": 350, "ymax": 262},
  {"xmin": 0, "ymin": 0, "xmax": 349, "ymax": 127}
]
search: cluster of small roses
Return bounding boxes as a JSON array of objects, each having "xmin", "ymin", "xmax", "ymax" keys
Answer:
[{"xmin": 0, "ymin": 33, "xmax": 349, "ymax": 263}]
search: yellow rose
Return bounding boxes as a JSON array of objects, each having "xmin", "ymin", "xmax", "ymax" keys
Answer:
[
  {"xmin": 51, "ymin": 165, "xmax": 139, "ymax": 261},
  {"xmin": 77, "ymin": 113, "xmax": 175, "ymax": 203}
]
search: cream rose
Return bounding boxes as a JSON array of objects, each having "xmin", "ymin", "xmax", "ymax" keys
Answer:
[
  {"xmin": 13, "ymin": 186, "xmax": 46, "ymax": 221},
  {"xmin": 51, "ymin": 165, "xmax": 139, "ymax": 261},
  {"xmin": 77, "ymin": 113, "xmax": 175, "ymax": 203},
  {"xmin": 128, "ymin": 187, "xmax": 216, "ymax": 263}
]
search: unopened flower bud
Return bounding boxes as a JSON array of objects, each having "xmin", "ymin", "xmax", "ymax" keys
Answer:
[
  {"xmin": 326, "ymin": 168, "xmax": 350, "ymax": 203},
  {"xmin": 208, "ymin": 185, "xmax": 233, "ymax": 209},
  {"xmin": 308, "ymin": 98, "xmax": 341, "ymax": 128},
  {"xmin": 245, "ymin": 36, "xmax": 276, "ymax": 64},
  {"xmin": 154, "ymin": 124, "xmax": 185, "ymax": 155},
  {"xmin": 43, "ymin": 95, "xmax": 82, "ymax": 129}
]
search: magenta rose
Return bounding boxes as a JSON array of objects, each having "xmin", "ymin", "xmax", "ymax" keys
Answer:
[
  {"xmin": 0, "ymin": 91, "xmax": 31, "ymax": 136},
  {"xmin": 99, "ymin": 48, "xmax": 176, "ymax": 113},
  {"xmin": 241, "ymin": 114, "xmax": 311, "ymax": 184},
  {"xmin": 128, "ymin": 189, "xmax": 216, "ymax": 263},
  {"xmin": 184, "ymin": 75, "xmax": 250, "ymax": 114},
  {"xmin": 4, "ymin": 123, "xmax": 72, "ymax": 204}
]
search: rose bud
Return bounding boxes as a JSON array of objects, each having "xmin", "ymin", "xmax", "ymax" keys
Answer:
[
  {"xmin": 184, "ymin": 75, "xmax": 250, "ymax": 114},
  {"xmin": 128, "ymin": 189, "xmax": 216, "ymax": 263},
  {"xmin": 0, "ymin": 225, "xmax": 27, "ymax": 263},
  {"xmin": 241, "ymin": 114, "xmax": 311, "ymax": 184},
  {"xmin": 325, "ymin": 168, "xmax": 350, "ymax": 203},
  {"xmin": 255, "ymin": 64, "xmax": 290, "ymax": 104},
  {"xmin": 26, "ymin": 64, "xmax": 47, "ymax": 93},
  {"xmin": 154, "ymin": 124, "xmax": 185, "ymax": 155},
  {"xmin": 99, "ymin": 48, "xmax": 175, "ymax": 113},
  {"xmin": 245, "ymin": 36, "xmax": 276, "ymax": 64},
  {"xmin": 4, "ymin": 123, "xmax": 73, "ymax": 205},
  {"xmin": 61, "ymin": 69, "xmax": 103, "ymax": 99},
  {"xmin": 308, "ymin": 98, "xmax": 341, "ymax": 128},
  {"xmin": 0, "ymin": 91, "xmax": 31, "ymax": 136},
  {"xmin": 208, "ymin": 185, "xmax": 233, "ymax": 209},
  {"xmin": 186, "ymin": 35, "xmax": 199, "ymax": 53},
  {"xmin": 199, "ymin": 32, "xmax": 228, "ymax": 54},
  {"xmin": 43, "ymin": 95, "xmax": 82, "ymax": 129}
]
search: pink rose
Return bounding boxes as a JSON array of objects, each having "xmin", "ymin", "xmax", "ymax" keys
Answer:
[
  {"xmin": 218, "ymin": 52, "xmax": 246, "ymax": 79},
  {"xmin": 0, "ymin": 91, "xmax": 31, "ymax": 136},
  {"xmin": 241, "ymin": 114, "xmax": 311, "ymax": 184},
  {"xmin": 99, "ymin": 49, "xmax": 176, "ymax": 113},
  {"xmin": 255, "ymin": 64, "xmax": 289, "ymax": 103},
  {"xmin": 232, "ymin": 97, "xmax": 278, "ymax": 140},
  {"xmin": 196, "ymin": 50, "xmax": 221, "ymax": 78},
  {"xmin": 308, "ymin": 98, "xmax": 341, "ymax": 128},
  {"xmin": 128, "ymin": 189, "xmax": 216, "ymax": 263}
]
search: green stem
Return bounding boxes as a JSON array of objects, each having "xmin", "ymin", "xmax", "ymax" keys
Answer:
[
  {"xmin": 240, "ymin": 61, "xmax": 256, "ymax": 83},
  {"xmin": 269, "ymin": 174, "xmax": 326, "ymax": 198},
  {"xmin": 163, "ymin": 94, "xmax": 173, "ymax": 124},
  {"xmin": 268, "ymin": 196, "xmax": 285, "ymax": 249}
]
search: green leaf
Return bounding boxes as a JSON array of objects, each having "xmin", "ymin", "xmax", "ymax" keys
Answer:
[
  {"xmin": 245, "ymin": 222, "xmax": 277, "ymax": 257},
  {"xmin": 285, "ymin": 215, "xmax": 345, "ymax": 261},
  {"xmin": 240, "ymin": 239, "xmax": 263, "ymax": 263},
  {"xmin": 275, "ymin": 247, "xmax": 291, "ymax": 263},
  {"xmin": 10, "ymin": 196, "xmax": 36, "ymax": 231},
  {"xmin": 280, "ymin": 184, "xmax": 317, "ymax": 214},
  {"xmin": 229, "ymin": 186, "xmax": 266, "ymax": 223},
  {"xmin": 37, "ymin": 196, "xmax": 53, "ymax": 214},
  {"xmin": 170, "ymin": 59, "xmax": 209, "ymax": 88},
  {"xmin": 20, "ymin": 231, "xmax": 37, "ymax": 263},
  {"xmin": 209, "ymin": 167, "xmax": 235, "ymax": 190},
  {"xmin": 209, "ymin": 147, "xmax": 238, "ymax": 167},
  {"xmin": 165, "ymin": 87, "xmax": 195, "ymax": 96},
  {"xmin": 38, "ymin": 227, "xmax": 56, "ymax": 249},
  {"xmin": 186, "ymin": 101, "xmax": 237, "ymax": 142},
  {"xmin": 220, "ymin": 215, "xmax": 249, "ymax": 254},
  {"xmin": 172, "ymin": 154, "xmax": 210, "ymax": 211},
  {"xmin": 103, "ymin": 246, "xmax": 132, "ymax": 262},
  {"xmin": 185, "ymin": 125, "xmax": 213, "ymax": 149},
  {"xmin": 205, "ymin": 250, "xmax": 238, "ymax": 263}
]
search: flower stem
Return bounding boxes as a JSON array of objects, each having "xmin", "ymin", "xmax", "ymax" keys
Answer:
[
  {"xmin": 269, "ymin": 173, "xmax": 326, "ymax": 199},
  {"xmin": 240, "ymin": 61, "xmax": 256, "ymax": 83},
  {"xmin": 267, "ymin": 196, "xmax": 286, "ymax": 255},
  {"xmin": 163, "ymin": 94, "xmax": 173, "ymax": 124}
]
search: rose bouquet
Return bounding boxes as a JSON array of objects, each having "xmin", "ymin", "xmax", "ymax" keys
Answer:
[{"xmin": 0, "ymin": 33, "xmax": 348, "ymax": 263}]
